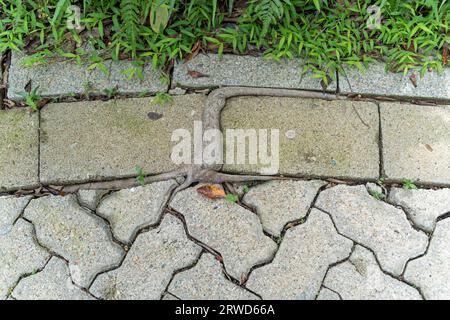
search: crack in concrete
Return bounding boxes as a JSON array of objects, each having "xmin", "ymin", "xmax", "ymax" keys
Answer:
[
  {"xmin": 161, "ymin": 249, "xmax": 204, "ymax": 300},
  {"xmin": 376, "ymin": 101, "xmax": 385, "ymax": 179},
  {"xmin": 242, "ymin": 182, "xmax": 330, "ymax": 299},
  {"xmin": 320, "ymin": 285, "xmax": 343, "ymax": 300},
  {"xmin": 6, "ymin": 252, "xmax": 52, "ymax": 300},
  {"xmin": 314, "ymin": 206, "xmax": 426, "ymax": 300}
]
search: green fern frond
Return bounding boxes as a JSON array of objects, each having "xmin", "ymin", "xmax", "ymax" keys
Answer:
[
  {"xmin": 120, "ymin": 0, "xmax": 141, "ymax": 57},
  {"xmin": 250, "ymin": 0, "xmax": 289, "ymax": 36}
]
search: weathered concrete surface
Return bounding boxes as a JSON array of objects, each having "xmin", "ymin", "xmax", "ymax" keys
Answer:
[
  {"xmin": 340, "ymin": 63, "xmax": 450, "ymax": 100},
  {"xmin": 40, "ymin": 94, "xmax": 204, "ymax": 184},
  {"xmin": 12, "ymin": 257, "xmax": 94, "ymax": 300},
  {"xmin": 77, "ymin": 190, "xmax": 109, "ymax": 211},
  {"xmin": 162, "ymin": 292, "xmax": 179, "ymax": 300},
  {"xmin": 7, "ymin": 51, "xmax": 167, "ymax": 100},
  {"xmin": 316, "ymin": 288, "xmax": 340, "ymax": 300},
  {"xmin": 23, "ymin": 195, "xmax": 125, "ymax": 288},
  {"xmin": 316, "ymin": 185, "xmax": 428, "ymax": 276},
  {"xmin": 222, "ymin": 97, "xmax": 380, "ymax": 180},
  {"xmin": 389, "ymin": 188, "xmax": 450, "ymax": 233},
  {"xmin": 246, "ymin": 209, "xmax": 353, "ymax": 300},
  {"xmin": 173, "ymin": 54, "xmax": 337, "ymax": 92},
  {"xmin": 404, "ymin": 218, "xmax": 450, "ymax": 300},
  {"xmin": 242, "ymin": 180, "xmax": 325, "ymax": 236},
  {"xmin": 380, "ymin": 103, "xmax": 450, "ymax": 186},
  {"xmin": 90, "ymin": 215, "xmax": 201, "ymax": 300},
  {"xmin": 0, "ymin": 109, "xmax": 39, "ymax": 191},
  {"xmin": 0, "ymin": 195, "xmax": 31, "ymax": 236},
  {"xmin": 324, "ymin": 245, "xmax": 421, "ymax": 300},
  {"xmin": 169, "ymin": 254, "xmax": 259, "ymax": 300},
  {"xmin": 0, "ymin": 219, "xmax": 50, "ymax": 299},
  {"xmin": 170, "ymin": 185, "xmax": 277, "ymax": 281},
  {"xmin": 96, "ymin": 180, "xmax": 177, "ymax": 243}
]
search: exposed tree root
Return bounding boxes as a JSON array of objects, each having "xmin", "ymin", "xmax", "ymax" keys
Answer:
[{"xmin": 21, "ymin": 87, "xmax": 338, "ymax": 197}]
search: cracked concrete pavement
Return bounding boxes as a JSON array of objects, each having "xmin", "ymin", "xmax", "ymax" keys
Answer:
[
  {"xmin": 1, "ymin": 179, "xmax": 449, "ymax": 300},
  {"xmin": 1, "ymin": 61, "xmax": 449, "ymax": 299}
]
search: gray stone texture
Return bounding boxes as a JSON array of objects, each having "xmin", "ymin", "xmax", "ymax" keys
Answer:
[
  {"xmin": 23, "ymin": 195, "xmax": 124, "ymax": 288},
  {"xmin": 40, "ymin": 94, "xmax": 204, "ymax": 184},
  {"xmin": 169, "ymin": 253, "xmax": 259, "ymax": 300},
  {"xmin": 380, "ymin": 103, "xmax": 450, "ymax": 186},
  {"xmin": 404, "ymin": 218, "xmax": 450, "ymax": 300},
  {"xmin": 12, "ymin": 256, "xmax": 94, "ymax": 300},
  {"xmin": 170, "ymin": 185, "xmax": 277, "ymax": 280},
  {"xmin": 0, "ymin": 219, "xmax": 50, "ymax": 299},
  {"xmin": 172, "ymin": 54, "xmax": 337, "ymax": 91},
  {"xmin": 340, "ymin": 63, "xmax": 450, "ymax": 100},
  {"xmin": 77, "ymin": 189, "xmax": 109, "ymax": 211},
  {"xmin": 316, "ymin": 288, "xmax": 341, "ymax": 300},
  {"xmin": 96, "ymin": 180, "xmax": 177, "ymax": 243},
  {"xmin": 389, "ymin": 188, "xmax": 450, "ymax": 232},
  {"xmin": 162, "ymin": 292, "xmax": 179, "ymax": 300},
  {"xmin": 316, "ymin": 185, "xmax": 429, "ymax": 276},
  {"xmin": 242, "ymin": 180, "xmax": 325, "ymax": 236},
  {"xmin": 221, "ymin": 97, "xmax": 380, "ymax": 180},
  {"xmin": 324, "ymin": 245, "xmax": 422, "ymax": 300},
  {"xmin": 246, "ymin": 209, "xmax": 353, "ymax": 300},
  {"xmin": 90, "ymin": 214, "xmax": 201, "ymax": 300},
  {"xmin": 0, "ymin": 108, "xmax": 39, "ymax": 191},
  {"xmin": 0, "ymin": 195, "xmax": 31, "ymax": 236},
  {"xmin": 7, "ymin": 51, "xmax": 167, "ymax": 100}
]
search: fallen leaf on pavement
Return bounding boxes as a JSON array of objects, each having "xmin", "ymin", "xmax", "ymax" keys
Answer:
[
  {"xmin": 409, "ymin": 73, "xmax": 417, "ymax": 88},
  {"xmin": 197, "ymin": 184, "xmax": 226, "ymax": 199},
  {"xmin": 188, "ymin": 70, "xmax": 209, "ymax": 78}
]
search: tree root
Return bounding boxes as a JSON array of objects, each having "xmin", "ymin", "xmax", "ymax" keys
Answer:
[{"xmin": 30, "ymin": 87, "xmax": 338, "ymax": 197}]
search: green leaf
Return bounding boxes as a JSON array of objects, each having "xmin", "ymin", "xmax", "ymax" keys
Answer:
[
  {"xmin": 150, "ymin": 3, "xmax": 170, "ymax": 34},
  {"xmin": 225, "ymin": 194, "xmax": 239, "ymax": 202},
  {"xmin": 51, "ymin": 0, "xmax": 69, "ymax": 25}
]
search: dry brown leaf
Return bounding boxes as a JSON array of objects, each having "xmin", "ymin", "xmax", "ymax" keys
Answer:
[
  {"xmin": 188, "ymin": 70, "xmax": 209, "ymax": 78},
  {"xmin": 185, "ymin": 41, "xmax": 201, "ymax": 62},
  {"xmin": 409, "ymin": 73, "xmax": 417, "ymax": 88},
  {"xmin": 443, "ymin": 45, "xmax": 448, "ymax": 66},
  {"xmin": 196, "ymin": 184, "xmax": 226, "ymax": 199}
]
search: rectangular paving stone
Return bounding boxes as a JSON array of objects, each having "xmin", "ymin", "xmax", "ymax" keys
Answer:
[
  {"xmin": 340, "ymin": 63, "xmax": 450, "ymax": 100},
  {"xmin": 172, "ymin": 54, "xmax": 337, "ymax": 92},
  {"xmin": 7, "ymin": 51, "xmax": 167, "ymax": 100},
  {"xmin": 40, "ymin": 94, "xmax": 204, "ymax": 184},
  {"xmin": 221, "ymin": 97, "xmax": 380, "ymax": 180},
  {"xmin": 0, "ymin": 108, "xmax": 39, "ymax": 191},
  {"xmin": 380, "ymin": 103, "xmax": 450, "ymax": 186}
]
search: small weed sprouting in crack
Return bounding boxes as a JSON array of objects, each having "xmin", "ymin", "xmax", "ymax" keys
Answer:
[
  {"xmin": 5, "ymin": 254, "xmax": 52, "ymax": 300},
  {"xmin": 134, "ymin": 166, "xmax": 146, "ymax": 186},
  {"xmin": 103, "ymin": 86, "xmax": 119, "ymax": 100},
  {"xmin": 369, "ymin": 190, "xmax": 386, "ymax": 201},
  {"xmin": 152, "ymin": 92, "xmax": 173, "ymax": 106},
  {"xmin": 17, "ymin": 86, "xmax": 42, "ymax": 111},
  {"xmin": 402, "ymin": 179, "xmax": 418, "ymax": 190}
]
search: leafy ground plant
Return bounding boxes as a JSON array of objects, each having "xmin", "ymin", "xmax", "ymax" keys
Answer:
[
  {"xmin": 0, "ymin": 1, "xmax": 448, "ymax": 84},
  {"xmin": 17, "ymin": 86, "xmax": 42, "ymax": 111},
  {"xmin": 152, "ymin": 92, "xmax": 173, "ymax": 105},
  {"xmin": 403, "ymin": 179, "xmax": 418, "ymax": 190},
  {"xmin": 135, "ymin": 165, "xmax": 146, "ymax": 186}
]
